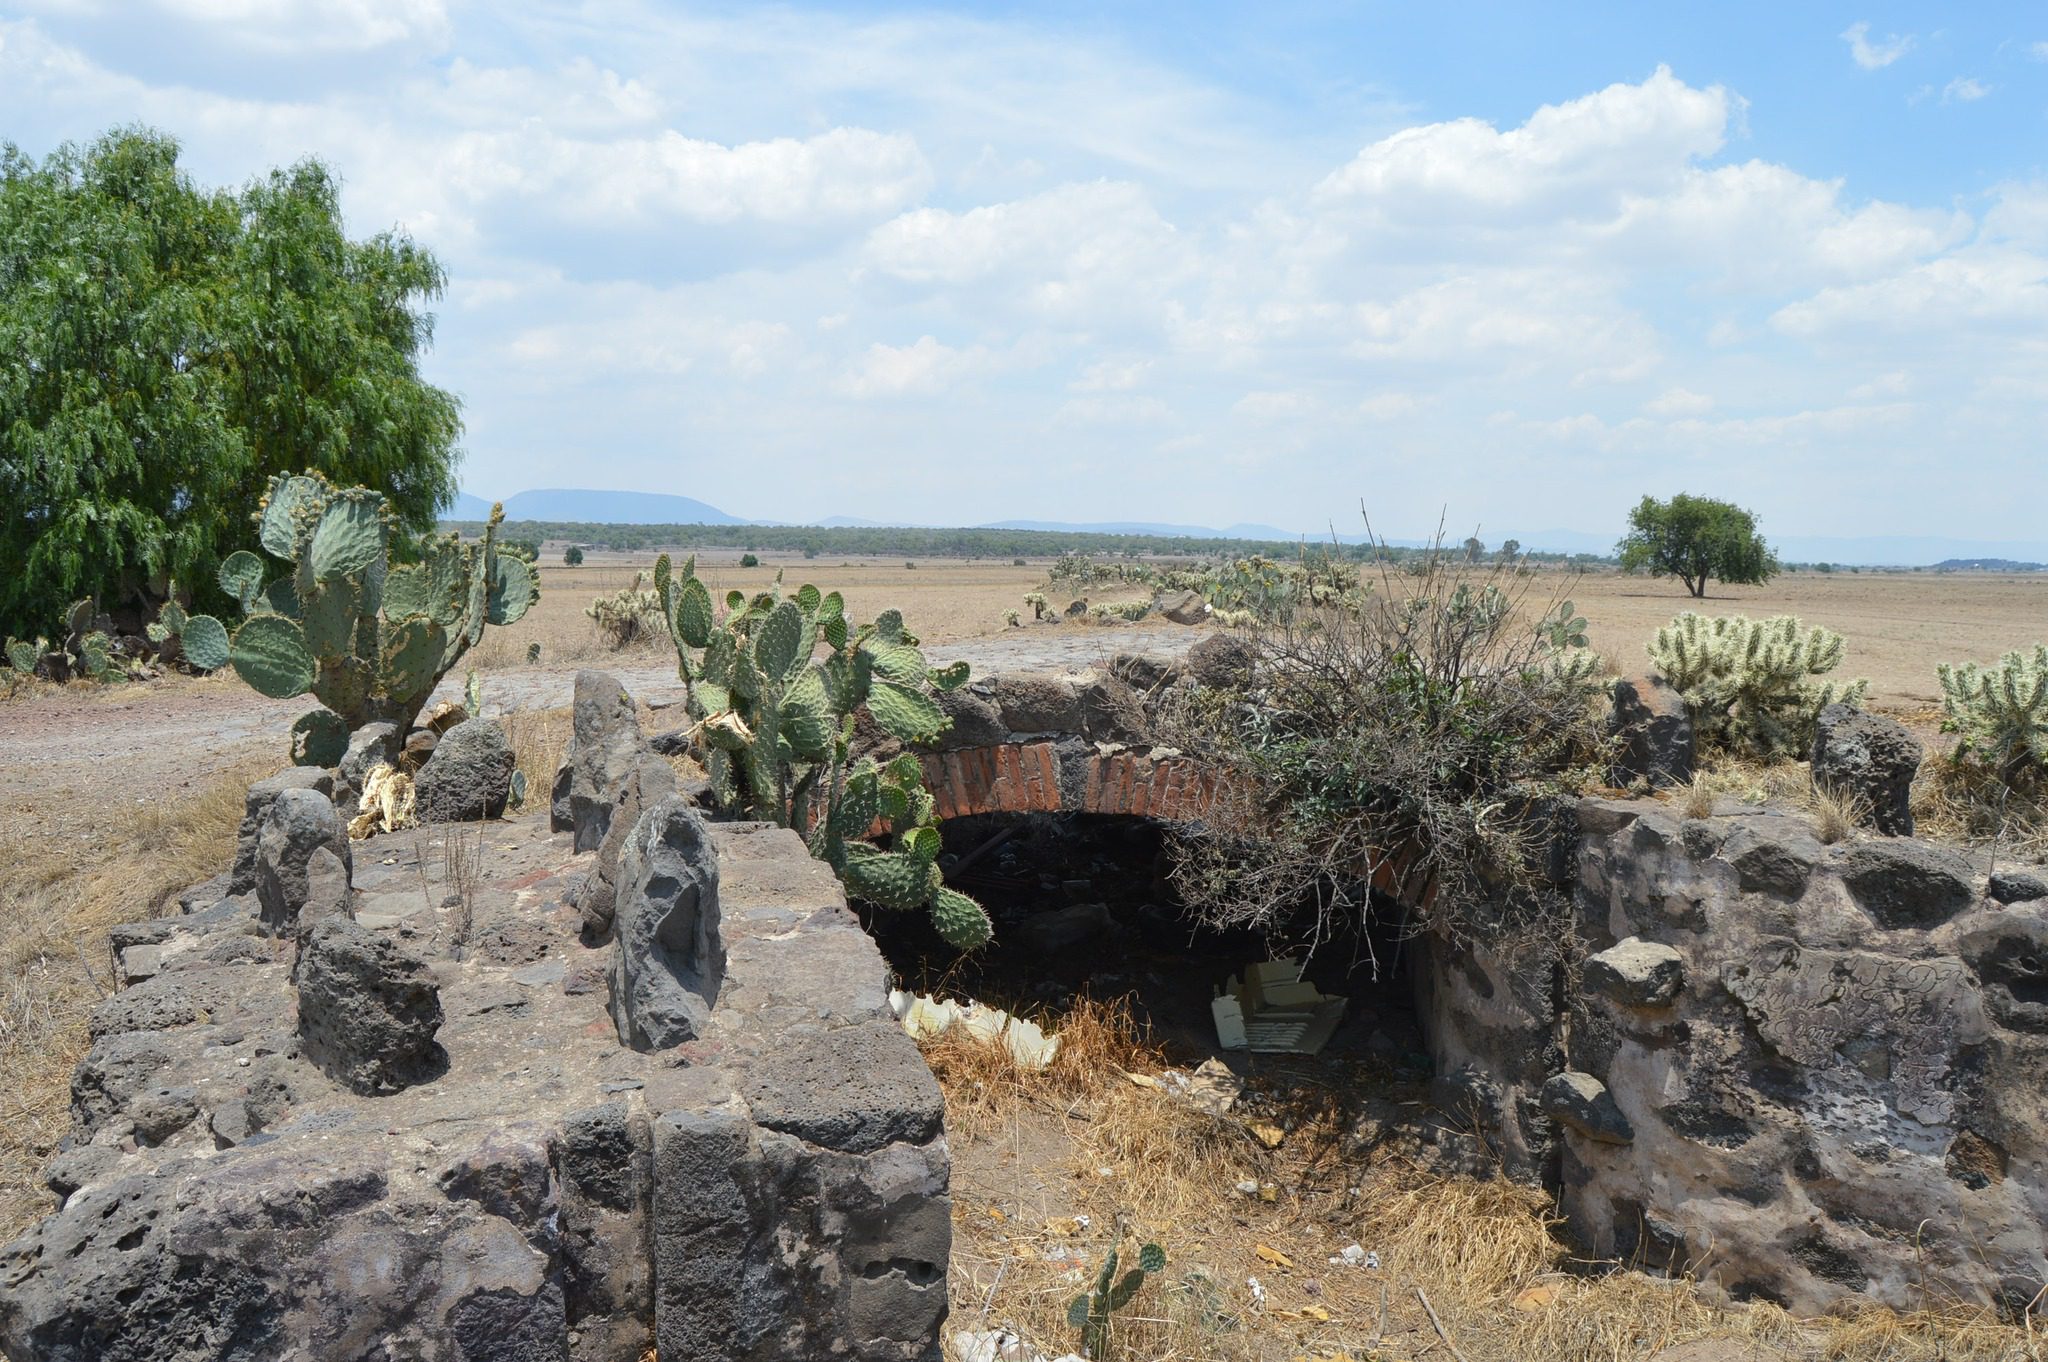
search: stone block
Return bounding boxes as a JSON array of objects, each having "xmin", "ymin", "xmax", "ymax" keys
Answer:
[
  {"xmin": 1583, "ymin": 937, "xmax": 1686, "ymax": 1008},
  {"xmin": 608, "ymin": 798, "xmax": 724, "ymax": 1052}
]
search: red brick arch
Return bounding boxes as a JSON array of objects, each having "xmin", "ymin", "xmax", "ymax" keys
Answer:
[{"xmin": 916, "ymin": 741, "xmax": 1221, "ymax": 821}]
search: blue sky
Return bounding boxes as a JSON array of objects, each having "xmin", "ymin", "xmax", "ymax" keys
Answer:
[{"xmin": 3, "ymin": 2, "xmax": 2045, "ymax": 542}]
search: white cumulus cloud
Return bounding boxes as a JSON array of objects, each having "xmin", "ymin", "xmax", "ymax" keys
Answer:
[{"xmin": 1842, "ymin": 22, "xmax": 1914, "ymax": 70}]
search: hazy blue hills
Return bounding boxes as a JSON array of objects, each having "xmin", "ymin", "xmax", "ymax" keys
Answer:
[{"xmin": 448, "ymin": 489, "xmax": 747, "ymax": 524}]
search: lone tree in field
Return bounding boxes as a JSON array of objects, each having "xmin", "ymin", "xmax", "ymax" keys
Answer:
[
  {"xmin": 563, "ymin": 545, "xmax": 585, "ymax": 567},
  {"xmin": 0, "ymin": 127, "xmax": 461, "ymax": 640},
  {"xmin": 1616, "ymin": 494, "xmax": 1778, "ymax": 598}
]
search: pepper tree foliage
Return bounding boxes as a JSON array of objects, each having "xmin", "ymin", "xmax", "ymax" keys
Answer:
[
  {"xmin": 0, "ymin": 126, "xmax": 462, "ymax": 641},
  {"xmin": 1616, "ymin": 493, "xmax": 1778, "ymax": 598}
]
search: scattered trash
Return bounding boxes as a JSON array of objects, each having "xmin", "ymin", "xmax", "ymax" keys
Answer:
[
  {"xmin": 1254, "ymin": 1244, "xmax": 1295, "ymax": 1270},
  {"xmin": 1247, "ymin": 1120, "xmax": 1287, "ymax": 1149},
  {"xmin": 1247, "ymin": 1276, "xmax": 1267, "ymax": 1307},
  {"xmin": 1327, "ymin": 1244, "xmax": 1379, "ymax": 1270},
  {"xmin": 1122, "ymin": 1055, "xmax": 1244, "ymax": 1117},
  {"xmin": 1211, "ymin": 957, "xmax": 1348, "ymax": 1055},
  {"xmin": 347, "ymin": 763, "xmax": 416, "ymax": 839},
  {"xmin": 951, "ymin": 1328, "xmax": 1044, "ymax": 1362},
  {"xmin": 889, "ymin": 988, "xmax": 1061, "ymax": 1069},
  {"xmin": 1234, "ymin": 1178, "xmax": 1261, "ymax": 1196},
  {"xmin": 1275, "ymin": 1304, "xmax": 1332, "ymax": 1323}
]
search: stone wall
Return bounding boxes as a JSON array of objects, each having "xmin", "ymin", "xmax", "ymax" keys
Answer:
[
  {"xmin": 0, "ymin": 675, "xmax": 950, "ymax": 1361},
  {"xmin": 1421, "ymin": 795, "xmax": 2048, "ymax": 1317}
]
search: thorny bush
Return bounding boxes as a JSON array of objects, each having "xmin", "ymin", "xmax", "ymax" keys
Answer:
[{"xmin": 1160, "ymin": 524, "xmax": 1608, "ymax": 966}]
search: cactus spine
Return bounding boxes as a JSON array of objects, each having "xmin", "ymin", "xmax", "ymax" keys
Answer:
[
  {"xmin": 655, "ymin": 553, "xmax": 991, "ymax": 948},
  {"xmin": 188, "ymin": 471, "xmax": 539, "ymax": 762}
]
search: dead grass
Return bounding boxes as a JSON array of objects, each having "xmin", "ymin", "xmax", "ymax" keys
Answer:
[
  {"xmin": 0, "ymin": 754, "xmax": 274, "ymax": 1241},
  {"xmin": 928, "ymin": 995, "xmax": 2042, "ymax": 1362},
  {"xmin": 1912, "ymin": 757, "xmax": 2048, "ymax": 864},
  {"xmin": 500, "ymin": 704, "xmax": 573, "ymax": 808}
]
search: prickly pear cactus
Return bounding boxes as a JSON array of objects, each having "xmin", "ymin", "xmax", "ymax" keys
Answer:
[
  {"xmin": 653, "ymin": 553, "xmax": 991, "ymax": 948},
  {"xmin": 187, "ymin": 471, "xmax": 539, "ymax": 763}
]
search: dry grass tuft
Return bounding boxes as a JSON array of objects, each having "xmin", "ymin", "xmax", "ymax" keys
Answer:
[
  {"xmin": 1809, "ymin": 781, "xmax": 1867, "ymax": 845},
  {"xmin": 500, "ymin": 705, "xmax": 573, "ymax": 809},
  {"xmin": 0, "ymin": 754, "xmax": 274, "ymax": 1241},
  {"xmin": 1679, "ymin": 774, "xmax": 1718, "ymax": 821},
  {"xmin": 1912, "ymin": 757, "xmax": 2048, "ymax": 863},
  {"xmin": 929, "ymin": 994, "xmax": 2043, "ymax": 1362}
]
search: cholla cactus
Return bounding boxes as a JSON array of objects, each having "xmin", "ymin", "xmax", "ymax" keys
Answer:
[
  {"xmin": 654, "ymin": 553, "xmax": 991, "ymax": 948},
  {"xmin": 1023, "ymin": 592, "xmax": 1049, "ymax": 620},
  {"xmin": 1089, "ymin": 600, "xmax": 1152, "ymax": 623},
  {"xmin": 188, "ymin": 471, "xmax": 538, "ymax": 764},
  {"xmin": 1648, "ymin": 613, "xmax": 1866, "ymax": 759},
  {"xmin": 1937, "ymin": 644, "xmax": 2048, "ymax": 787},
  {"xmin": 585, "ymin": 572, "xmax": 667, "ymax": 649},
  {"xmin": 1003, "ymin": 609, "xmax": 1021, "ymax": 628}
]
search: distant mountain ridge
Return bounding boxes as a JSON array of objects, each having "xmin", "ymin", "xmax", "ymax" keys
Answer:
[
  {"xmin": 443, "ymin": 489, "xmax": 2047, "ymax": 567},
  {"xmin": 446, "ymin": 488, "xmax": 746, "ymax": 525}
]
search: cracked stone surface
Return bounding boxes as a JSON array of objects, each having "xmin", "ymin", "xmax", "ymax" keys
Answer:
[{"xmin": 0, "ymin": 797, "xmax": 950, "ymax": 1361}]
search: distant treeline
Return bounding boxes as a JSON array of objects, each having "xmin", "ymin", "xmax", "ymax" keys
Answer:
[{"xmin": 441, "ymin": 519, "xmax": 1615, "ymax": 565}]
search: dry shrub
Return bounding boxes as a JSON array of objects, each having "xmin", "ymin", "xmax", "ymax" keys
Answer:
[
  {"xmin": 500, "ymin": 705, "xmax": 572, "ymax": 808},
  {"xmin": 1680, "ymin": 774, "xmax": 1718, "ymax": 821},
  {"xmin": 1161, "ymin": 530, "xmax": 1609, "ymax": 959},
  {"xmin": 0, "ymin": 754, "xmax": 273, "ymax": 1240},
  {"xmin": 1914, "ymin": 757, "xmax": 2048, "ymax": 862}
]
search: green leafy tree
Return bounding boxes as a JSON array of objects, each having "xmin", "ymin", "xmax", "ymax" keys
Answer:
[
  {"xmin": 0, "ymin": 127, "xmax": 461, "ymax": 641},
  {"xmin": 563, "ymin": 545, "xmax": 585, "ymax": 566},
  {"xmin": 1616, "ymin": 494, "xmax": 1777, "ymax": 597}
]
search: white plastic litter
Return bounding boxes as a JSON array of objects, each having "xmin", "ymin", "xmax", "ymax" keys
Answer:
[
  {"xmin": 951, "ymin": 1328, "xmax": 1042, "ymax": 1362},
  {"xmin": 890, "ymin": 989, "xmax": 1061, "ymax": 1069},
  {"xmin": 1327, "ymin": 1244, "xmax": 1380, "ymax": 1270},
  {"xmin": 1212, "ymin": 956, "xmax": 1347, "ymax": 1055}
]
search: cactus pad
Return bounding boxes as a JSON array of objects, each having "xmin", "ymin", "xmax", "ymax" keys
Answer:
[
  {"xmin": 230, "ymin": 615, "xmax": 316, "ymax": 699},
  {"xmin": 868, "ymin": 680, "xmax": 948, "ymax": 743},
  {"xmin": 218, "ymin": 551, "xmax": 265, "ymax": 608},
  {"xmin": 929, "ymin": 887, "xmax": 992, "ymax": 950},
  {"xmin": 181, "ymin": 615, "xmax": 231, "ymax": 671},
  {"xmin": 842, "ymin": 849, "xmax": 941, "ymax": 912},
  {"xmin": 290, "ymin": 708, "xmax": 350, "ymax": 767}
]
